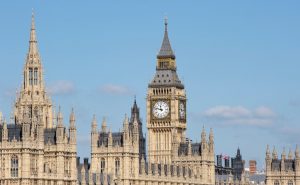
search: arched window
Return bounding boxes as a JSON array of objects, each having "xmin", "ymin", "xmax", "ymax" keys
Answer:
[
  {"xmin": 115, "ymin": 158, "xmax": 120, "ymax": 175},
  {"xmin": 274, "ymin": 180, "xmax": 280, "ymax": 185},
  {"xmin": 11, "ymin": 155, "xmax": 18, "ymax": 177},
  {"xmin": 100, "ymin": 158, "xmax": 105, "ymax": 173},
  {"xmin": 29, "ymin": 68, "xmax": 33, "ymax": 85},
  {"xmin": 288, "ymin": 181, "xmax": 293, "ymax": 185},
  {"xmin": 34, "ymin": 68, "xmax": 38, "ymax": 85}
]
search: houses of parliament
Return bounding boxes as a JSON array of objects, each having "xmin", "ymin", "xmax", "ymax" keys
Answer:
[{"xmin": 1, "ymin": 13, "xmax": 298, "ymax": 185}]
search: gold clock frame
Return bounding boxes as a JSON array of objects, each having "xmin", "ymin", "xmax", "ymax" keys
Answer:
[{"xmin": 151, "ymin": 99, "xmax": 171, "ymax": 121}]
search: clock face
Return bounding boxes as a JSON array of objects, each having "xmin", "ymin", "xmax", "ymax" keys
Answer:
[
  {"xmin": 152, "ymin": 101, "xmax": 169, "ymax": 119},
  {"xmin": 179, "ymin": 102, "xmax": 185, "ymax": 119}
]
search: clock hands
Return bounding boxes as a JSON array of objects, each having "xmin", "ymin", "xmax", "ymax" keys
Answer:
[{"xmin": 155, "ymin": 107, "xmax": 163, "ymax": 112}]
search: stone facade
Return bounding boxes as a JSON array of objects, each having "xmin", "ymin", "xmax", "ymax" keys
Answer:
[
  {"xmin": 0, "ymin": 14, "xmax": 77, "ymax": 185},
  {"xmin": 81, "ymin": 19, "xmax": 215, "ymax": 185},
  {"xmin": 0, "ymin": 14, "xmax": 253, "ymax": 185},
  {"xmin": 265, "ymin": 145, "xmax": 300, "ymax": 185}
]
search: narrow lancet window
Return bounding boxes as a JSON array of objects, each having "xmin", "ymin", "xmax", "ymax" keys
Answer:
[
  {"xmin": 34, "ymin": 68, "xmax": 38, "ymax": 85},
  {"xmin": 29, "ymin": 68, "xmax": 33, "ymax": 85},
  {"xmin": 115, "ymin": 158, "xmax": 120, "ymax": 175},
  {"xmin": 11, "ymin": 155, "xmax": 18, "ymax": 177},
  {"xmin": 100, "ymin": 158, "xmax": 105, "ymax": 173}
]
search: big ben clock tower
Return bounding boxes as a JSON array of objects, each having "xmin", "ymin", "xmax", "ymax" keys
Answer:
[{"xmin": 147, "ymin": 19, "xmax": 187, "ymax": 164}]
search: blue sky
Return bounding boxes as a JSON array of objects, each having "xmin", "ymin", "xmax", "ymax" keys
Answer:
[{"xmin": 0, "ymin": 1, "xmax": 300, "ymax": 169}]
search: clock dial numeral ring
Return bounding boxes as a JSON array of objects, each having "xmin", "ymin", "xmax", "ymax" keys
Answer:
[{"xmin": 153, "ymin": 101, "xmax": 169, "ymax": 119}]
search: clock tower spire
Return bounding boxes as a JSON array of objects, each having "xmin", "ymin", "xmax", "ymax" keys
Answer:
[{"xmin": 147, "ymin": 19, "xmax": 187, "ymax": 164}]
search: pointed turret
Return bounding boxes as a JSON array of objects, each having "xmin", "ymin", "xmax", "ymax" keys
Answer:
[
  {"xmin": 91, "ymin": 115, "xmax": 97, "ymax": 134},
  {"xmin": 209, "ymin": 128, "xmax": 214, "ymax": 143},
  {"xmin": 123, "ymin": 114, "xmax": 129, "ymax": 131},
  {"xmin": 123, "ymin": 114, "xmax": 131, "ymax": 142},
  {"xmin": 236, "ymin": 147, "xmax": 242, "ymax": 159},
  {"xmin": 69, "ymin": 108, "xmax": 76, "ymax": 128},
  {"xmin": 57, "ymin": 106, "xmax": 64, "ymax": 127},
  {"xmin": 201, "ymin": 126, "xmax": 208, "ymax": 154},
  {"xmin": 296, "ymin": 145, "xmax": 299, "ymax": 159},
  {"xmin": 266, "ymin": 145, "xmax": 271, "ymax": 159},
  {"xmin": 56, "ymin": 106, "xmax": 65, "ymax": 143},
  {"xmin": 281, "ymin": 148, "xmax": 286, "ymax": 172},
  {"xmin": 130, "ymin": 97, "xmax": 140, "ymax": 123},
  {"xmin": 201, "ymin": 126, "xmax": 206, "ymax": 142},
  {"xmin": 157, "ymin": 17, "xmax": 175, "ymax": 60},
  {"xmin": 69, "ymin": 108, "xmax": 76, "ymax": 145},
  {"xmin": 91, "ymin": 115, "xmax": 98, "ymax": 149},
  {"xmin": 281, "ymin": 147, "xmax": 286, "ymax": 159},
  {"xmin": 101, "ymin": 117, "xmax": 107, "ymax": 133},
  {"xmin": 272, "ymin": 146, "xmax": 278, "ymax": 159},
  {"xmin": 265, "ymin": 145, "xmax": 272, "ymax": 175},
  {"xmin": 209, "ymin": 128, "xmax": 214, "ymax": 154},
  {"xmin": 288, "ymin": 148, "xmax": 293, "ymax": 159}
]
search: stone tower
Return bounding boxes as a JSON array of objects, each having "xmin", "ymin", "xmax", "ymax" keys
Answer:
[
  {"xmin": 14, "ymin": 12, "xmax": 53, "ymax": 128},
  {"xmin": 0, "ymin": 13, "xmax": 77, "ymax": 185},
  {"xmin": 147, "ymin": 19, "xmax": 187, "ymax": 164}
]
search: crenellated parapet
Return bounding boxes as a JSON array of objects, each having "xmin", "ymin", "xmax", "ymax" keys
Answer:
[{"xmin": 265, "ymin": 145, "xmax": 300, "ymax": 185}]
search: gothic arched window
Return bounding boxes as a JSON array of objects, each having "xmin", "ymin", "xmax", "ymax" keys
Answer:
[
  {"xmin": 115, "ymin": 158, "xmax": 120, "ymax": 175},
  {"xmin": 274, "ymin": 180, "xmax": 280, "ymax": 185},
  {"xmin": 11, "ymin": 155, "xmax": 18, "ymax": 177},
  {"xmin": 34, "ymin": 68, "xmax": 38, "ymax": 85},
  {"xmin": 100, "ymin": 158, "xmax": 105, "ymax": 173},
  {"xmin": 29, "ymin": 68, "xmax": 33, "ymax": 85},
  {"xmin": 288, "ymin": 181, "xmax": 293, "ymax": 185}
]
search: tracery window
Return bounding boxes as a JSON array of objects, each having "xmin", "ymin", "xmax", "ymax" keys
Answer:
[
  {"xmin": 100, "ymin": 158, "xmax": 105, "ymax": 173},
  {"xmin": 34, "ymin": 68, "xmax": 38, "ymax": 85},
  {"xmin": 115, "ymin": 158, "xmax": 120, "ymax": 175},
  {"xmin": 274, "ymin": 180, "xmax": 280, "ymax": 185},
  {"xmin": 29, "ymin": 68, "xmax": 33, "ymax": 85},
  {"xmin": 288, "ymin": 180, "xmax": 293, "ymax": 185},
  {"xmin": 11, "ymin": 155, "xmax": 18, "ymax": 177}
]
